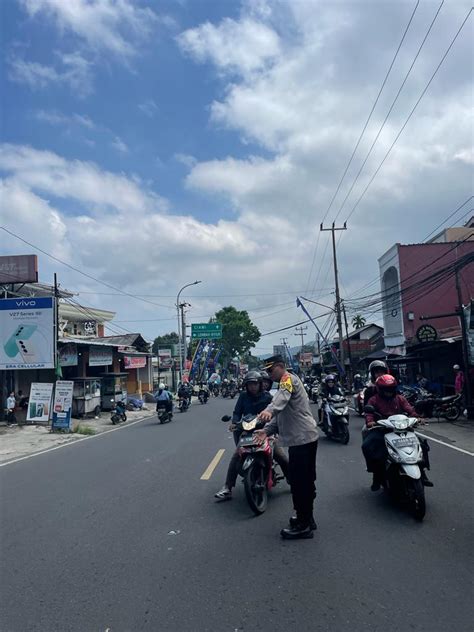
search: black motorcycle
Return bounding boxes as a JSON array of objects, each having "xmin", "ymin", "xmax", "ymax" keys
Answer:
[
  {"xmin": 110, "ymin": 400, "xmax": 127, "ymax": 425},
  {"xmin": 198, "ymin": 388, "xmax": 209, "ymax": 404},
  {"xmin": 157, "ymin": 403, "xmax": 173, "ymax": 424},
  {"xmin": 321, "ymin": 395, "xmax": 350, "ymax": 444}
]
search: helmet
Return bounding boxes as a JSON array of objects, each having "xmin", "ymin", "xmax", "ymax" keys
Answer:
[
  {"xmin": 354, "ymin": 374, "xmax": 361, "ymax": 379},
  {"xmin": 159, "ymin": 383, "xmax": 165, "ymax": 390},
  {"xmin": 369, "ymin": 360, "xmax": 388, "ymax": 381},
  {"xmin": 375, "ymin": 374, "xmax": 397, "ymax": 399},
  {"xmin": 243, "ymin": 370, "xmax": 262, "ymax": 386},
  {"xmin": 325, "ymin": 374, "xmax": 336, "ymax": 384},
  {"xmin": 453, "ymin": 364, "xmax": 460, "ymax": 370},
  {"xmin": 260, "ymin": 369, "xmax": 271, "ymax": 381}
]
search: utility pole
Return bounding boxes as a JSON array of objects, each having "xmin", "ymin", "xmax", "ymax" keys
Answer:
[
  {"xmin": 294, "ymin": 326, "xmax": 308, "ymax": 353},
  {"xmin": 321, "ymin": 222, "xmax": 347, "ymax": 375},
  {"xmin": 455, "ymin": 267, "xmax": 472, "ymax": 410},
  {"xmin": 179, "ymin": 302, "xmax": 190, "ymax": 371},
  {"xmin": 341, "ymin": 301, "xmax": 353, "ymax": 385}
]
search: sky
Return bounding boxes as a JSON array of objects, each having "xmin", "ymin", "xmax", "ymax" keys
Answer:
[{"xmin": 1, "ymin": 0, "xmax": 473, "ymax": 356}]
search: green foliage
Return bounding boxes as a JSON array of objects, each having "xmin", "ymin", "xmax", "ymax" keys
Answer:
[
  {"xmin": 73, "ymin": 425, "xmax": 96, "ymax": 435},
  {"xmin": 152, "ymin": 332, "xmax": 179, "ymax": 355},
  {"xmin": 352, "ymin": 315, "xmax": 366, "ymax": 330},
  {"xmin": 214, "ymin": 306, "xmax": 260, "ymax": 365}
]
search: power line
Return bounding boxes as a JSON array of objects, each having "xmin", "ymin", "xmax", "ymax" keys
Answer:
[
  {"xmin": 344, "ymin": 8, "xmax": 473, "ymax": 224},
  {"xmin": 0, "ymin": 226, "xmax": 174, "ymax": 311},
  {"xmin": 305, "ymin": 0, "xmax": 420, "ymax": 292},
  {"xmin": 332, "ymin": 0, "xmax": 444, "ymax": 222}
]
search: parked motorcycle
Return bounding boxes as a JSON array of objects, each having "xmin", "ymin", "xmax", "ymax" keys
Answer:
[
  {"xmin": 414, "ymin": 392, "xmax": 462, "ymax": 421},
  {"xmin": 321, "ymin": 394, "xmax": 350, "ymax": 444},
  {"xmin": 364, "ymin": 406, "xmax": 428, "ymax": 521},
  {"xmin": 221, "ymin": 414, "xmax": 282, "ymax": 515},
  {"xmin": 110, "ymin": 399, "xmax": 127, "ymax": 425},
  {"xmin": 157, "ymin": 402, "xmax": 173, "ymax": 424}
]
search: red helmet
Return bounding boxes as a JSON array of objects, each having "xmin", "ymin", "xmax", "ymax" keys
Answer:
[{"xmin": 375, "ymin": 374, "xmax": 397, "ymax": 398}]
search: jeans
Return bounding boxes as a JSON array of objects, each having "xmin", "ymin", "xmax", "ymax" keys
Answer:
[
  {"xmin": 225, "ymin": 443, "xmax": 289, "ymax": 488},
  {"xmin": 288, "ymin": 441, "xmax": 318, "ymax": 525}
]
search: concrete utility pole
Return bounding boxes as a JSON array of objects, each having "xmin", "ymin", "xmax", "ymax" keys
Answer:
[
  {"xmin": 294, "ymin": 326, "xmax": 308, "ymax": 353},
  {"xmin": 176, "ymin": 281, "xmax": 202, "ymax": 381},
  {"xmin": 320, "ymin": 222, "xmax": 347, "ymax": 372},
  {"xmin": 179, "ymin": 302, "xmax": 191, "ymax": 371}
]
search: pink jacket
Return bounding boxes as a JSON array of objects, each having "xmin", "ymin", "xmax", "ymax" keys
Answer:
[{"xmin": 455, "ymin": 371, "xmax": 464, "ymax": 394}]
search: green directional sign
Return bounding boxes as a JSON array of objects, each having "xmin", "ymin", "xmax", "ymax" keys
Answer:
[{"xmin": 191, "ymin": 323, "xmax": 222, "ymax": 340}]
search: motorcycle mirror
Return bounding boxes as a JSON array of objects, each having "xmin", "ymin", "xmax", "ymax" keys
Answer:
[
  {"xmin": 221, "ymin": 415, "xmax": 231, "ymax": 422},
  {"xmin": 364, "ymin": 405, "xmax": 375, "ymax": 414}
]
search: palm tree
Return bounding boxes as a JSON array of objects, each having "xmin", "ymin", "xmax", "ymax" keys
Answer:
[{"xmin": 352, "ymin": 315, "xmax": 366, "ymax": 330}]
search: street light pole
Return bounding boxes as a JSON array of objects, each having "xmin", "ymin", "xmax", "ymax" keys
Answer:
[{"xmin": 176, "ymin": 281, "xmax": 202, "ymax": 380}]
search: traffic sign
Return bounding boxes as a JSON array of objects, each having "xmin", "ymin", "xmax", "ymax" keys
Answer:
[{"xmin": 191, "ymin": 323, "xmax": 222, "ymax": 340}]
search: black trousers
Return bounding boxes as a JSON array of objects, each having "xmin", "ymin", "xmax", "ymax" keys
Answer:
[{"xmin": 288, "ymin": 441, "xmax": 318, "ymax": 525}]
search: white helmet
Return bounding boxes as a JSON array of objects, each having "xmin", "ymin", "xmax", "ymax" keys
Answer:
[
  {"xmin": 453, "ymin": 365, "xmax": 460, "ymax": 371},
  {"xmin": 159, "ymin": 383, "xmax": 165, "ymax": 389}
]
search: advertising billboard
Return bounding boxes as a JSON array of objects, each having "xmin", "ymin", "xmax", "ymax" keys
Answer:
[
  {"xmin": 59, "ymin": 343, "xmax": 78, "ymax": 367},
  {"xmin": 158, "ymin": 349, "xmax": 172, "ymax": 369},
  {"xmin": 0, "ymin": 297, "xmax": 55, "ymax": 369},
  {"xmin": 0, "ymin": 255, "xmax": 38, "ymax": 284},
  {"xmin": 89, "ymin": 346, "xmax": 113, "ymax": 366},
  {"xmin": 123, "ymin": 356, "xmax": 147, "ymax": 369},
  {"xmin": 51, "ymin": 381, "xmax": 74, "ymax": 430},
  {"xmin": 26, "ymin": 382, "xmax": 54, "ymax": 423}
]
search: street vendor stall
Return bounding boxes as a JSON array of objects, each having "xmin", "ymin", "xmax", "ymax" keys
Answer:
[
  {"xmin": 72, "ymin": 377, "xmax": 102, "ymax": 418},
  {"xmin": 100, "ymin": 372, "xmax": 128, "ymax": 410}
]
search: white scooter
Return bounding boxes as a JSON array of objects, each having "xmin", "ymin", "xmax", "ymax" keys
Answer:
[{"xmin": 364, "ymin": 407, "xmax": 427, "ymax": 521}]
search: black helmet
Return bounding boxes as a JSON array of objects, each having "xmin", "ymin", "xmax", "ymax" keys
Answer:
[
  {"xmin": 260, "ymin": 370, "xmax": 272, "ymax": 382},
  {"xmin": 368, "ymin": 360, "xmax": 387, "ymax": 382},
  {"xmin": 243, "ymin": 370, "xmax": 262, "ymax": 386}
]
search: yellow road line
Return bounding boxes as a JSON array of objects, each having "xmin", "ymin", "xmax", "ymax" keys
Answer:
[{"xmin": 200, "ymin": 449, "xmax": 226, "ymax": 480}]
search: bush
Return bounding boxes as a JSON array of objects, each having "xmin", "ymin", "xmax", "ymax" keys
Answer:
[{"xmin": 74, "ymin": 425, "xmax": 96, "ymax": 436}]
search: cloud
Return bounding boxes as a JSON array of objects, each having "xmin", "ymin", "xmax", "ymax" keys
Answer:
[
  {"xmin": 110, "ymin": 136, "xmax": 129, "ymax": 154},
  {"xmin": 20, "ymin": 0, "xmax": 157, "ymax": 58},
  {"xmin": 35, "ymin": 110, "xmax": 96, "ymax": 129},
  {"xmin": 174, "ymin": 153, "xmax": 197, "ymax": 168},
  {"xmin": 138, "ymin": 99, "xmax": 159, "ymax": 118},
  {"xmin": 177, "ymin": 16, "xmax": 280, "ymax": 75},
  {"xmin": 9, "ymin": 51, "xmax": 93, "ymax": 96}
]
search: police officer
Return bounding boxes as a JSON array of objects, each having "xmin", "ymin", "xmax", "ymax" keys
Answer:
[{"xmin": 255, "ymin": 355, "xmax": 319, "ymax": 540}]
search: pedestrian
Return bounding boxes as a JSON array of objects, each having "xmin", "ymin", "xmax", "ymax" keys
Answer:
[
  {"xmin": 255, "ymin": 355, "xmax": 319, "ymax": 540},
  {"xmin": 453, "ymin": 364, "xmax": 464, "ymax": 395},
  {"xmin": 6, "ymin": 391, "xmax": 16, "ymax": 425}
]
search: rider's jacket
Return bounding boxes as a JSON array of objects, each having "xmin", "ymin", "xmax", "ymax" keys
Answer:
[
  {"xmin": 319, "ymin": 384, "xmax": 343, "ymax": 400},
  {"xmin": 366, "ymin": 394, "xmax": 415, "ymax": 426},
  {"xmin": 232, "ymin": 390, "xmax": 272, "ymax": 422}
]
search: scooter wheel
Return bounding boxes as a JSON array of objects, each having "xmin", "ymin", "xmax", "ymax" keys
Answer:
[{"xmin": 411, "ymin": 479, "xmax": 426, "ymax": 521}]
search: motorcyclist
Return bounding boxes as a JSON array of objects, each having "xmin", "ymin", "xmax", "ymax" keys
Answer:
[
  {"xmin": 215, "ymin": 370, "xmax": 289, "ymax": 501},
  {"xmin": 198, "ymin": 381, "xmax": 210, "ymax": 402},
  {"xmin": 155, "ymin": 383, "xmax": 173, "ymax": 416},
  {"xmin": 363, "ymin": 360, "xmax": 389, "ymax": 405},
  {"xmin": 353, "ymin": 374, "xmax": 364, "ymax": 391},
  {"xmin": 362, "ymin": 374, "xmax": 432, "ymax": 491},
  {"xmin": 260, "ymin": 370, "xmax": 273, "ymax": 393},
  {"xmin": 177, "ymin": 381, "xmax": 192, "ymax": 407},
  {"xmin": 318, "ymin": 374, "xmax": 343, "ymax": 425}
]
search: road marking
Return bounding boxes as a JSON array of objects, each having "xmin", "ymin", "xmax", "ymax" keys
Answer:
[
  {"xmin": 417, "ymin": 432, "xmax": 474, "ymax": 457},
  {"xmin": 201, "ymin": 449, "xmax": 225, "ymax": 480},
  {"xmin": 0, "ymin": 414, "xmax": 155, "ymax": 468}
]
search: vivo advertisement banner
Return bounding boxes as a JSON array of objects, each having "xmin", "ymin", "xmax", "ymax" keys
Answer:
[
  {"xmin": 0, "ymin": 297, "xmax": 55, "ymax": 370},
  {"xmin": 52, "ymin": 381, "xmax": 74, "ymax": 430}
]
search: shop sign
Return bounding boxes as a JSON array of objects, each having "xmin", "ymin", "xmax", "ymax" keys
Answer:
[
  {"xmin": 27, "ymin": 382, "xmax": 54, "ymax": 423},
  {"xmin": 89, "ymin": 346, "xmax": 113, "ymax": 366},
  {"xmin": 0, "ymin": 297, "xmax": 55, "ymax": 369},
  {"xmin": 59, "ymin": 343, "xmax": 78, "ymax": 367},
  {"xmin": 0, "ymin": 255, "xmax": 38, "ymax": 284},
  {"xmin": 158, "ymin": 349, "xmax": 172, "ymax": 369},
  {"xmin": 416, "ymin": 324, "xmax": 438, "ymax": 344},
  {"xmin": 123, "ymin": 356, "xmax": 147, "ymax": 369},
  {"xmin": 51, "ymin": 381, "xmax": 74, "ymax": 430}
]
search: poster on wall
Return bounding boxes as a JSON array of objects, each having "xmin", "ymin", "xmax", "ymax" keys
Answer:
[
  {"xmin": 89, "ymin": 346, "xmax": 113, "ymax": 366},
  {"xmin": 51, "ymin": 381, "xmax": 74, "ymax": 430},
  {"xmin": 158, "ymin": 349, "xmax": 172, "ymax": 370},
  {"xmin": 0, "ymin": 297, "xmax": 55, "ymax": 369},
  {"xmin": 59, "ymin": 343, "xmax": 78, "ymax": 367},
  {"xmin": 27, "ymin": 382, "xmax": 54, "ymax": 423}
]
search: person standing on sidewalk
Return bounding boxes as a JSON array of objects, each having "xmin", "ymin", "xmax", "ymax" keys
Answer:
[
  {"xmin": 453, "ymin": 364, "xmax": 465, "ymax": 395},
  {"xmin": 6, "ymin": 391, "xmax": 17, "ymax": 425},
  {"xmin": 255, "ymin": 355, "xmax": 319, "ymax": 540}
]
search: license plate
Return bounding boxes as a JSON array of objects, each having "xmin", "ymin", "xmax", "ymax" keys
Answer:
[
  {"xmin": 239, "ymin": 435, "xmax": 257, "ymax": 447},
  {"xmin": 392, "ymin": 437, "xmax": 417, "ymax": 448}
]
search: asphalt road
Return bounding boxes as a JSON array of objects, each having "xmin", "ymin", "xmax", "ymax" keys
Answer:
[{"xmin": 1, "ymin": 397, "xmax": 473, "ymax": 632}]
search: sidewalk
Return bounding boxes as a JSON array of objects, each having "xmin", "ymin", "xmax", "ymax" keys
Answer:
[
  {"xmin": 418, "ymin": 418, "xmax": 474, "ymax": 454},
  {"xmin": 0, "ymin": 408, "xmax": 156, "ymax": 465}
]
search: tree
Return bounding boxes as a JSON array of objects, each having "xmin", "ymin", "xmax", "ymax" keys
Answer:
[
  {"xmin": 352, "ymin": 315, "xmax": 366, "ymax": 330},
  {"xmin": 152, "ymin": 332, "xmax": 179, "ymax": 355},
  {"xmin": 214, "ymin": 306, "xmax": 260, "ymax": 366}
]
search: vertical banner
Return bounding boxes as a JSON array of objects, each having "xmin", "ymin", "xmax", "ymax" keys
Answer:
[
  {"xmin": 190, "ymin": 339, "xmax": 205, "ymax": 381},
  {"xmin": 52, "ymin": 380, "xmax": 74, "ymax": 430},
  {"xmin": 27, "ymin": 382, "xmax": 54, "ymax": 423}
]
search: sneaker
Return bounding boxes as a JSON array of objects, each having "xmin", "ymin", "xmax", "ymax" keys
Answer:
[{"xmin": 214, "ymin": 486, "xmax": 232, "ymax": 502}]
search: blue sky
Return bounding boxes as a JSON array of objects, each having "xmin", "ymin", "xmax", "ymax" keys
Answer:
[{"xmin": 0, "ymin": 1, "xmax": 472, "ymax": 353}]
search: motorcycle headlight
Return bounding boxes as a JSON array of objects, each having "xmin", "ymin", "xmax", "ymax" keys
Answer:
[
  {"xmin": 393, "ymin": 417, "xmax": 409, "ymax": 430},
  {"xmin": 242, "ymin": 419, "xmax": 257, "ymax": 431}
]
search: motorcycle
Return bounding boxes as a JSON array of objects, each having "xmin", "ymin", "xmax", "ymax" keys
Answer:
[
  {"xmin": 364, "ymin": 406, "xmax": 428, "ymax": 521},
  {"xmin": 178, "ymin": 395, "xmax": 190, "ymax": 412},
  {"xmin": 210, "ymin": 383, "xmax": 220, "ymax": 397},
  {"xmin": 414, "ymin": 392, "xmax": 462, "ymax": 422},
  {"xmin": 311, "ymin": 384, "xmax": 319, "ymax": 404},
  {"xmin": 221, "ymin": 414, "xmax": 282, "ymax": 515},
  {"xmin": 157, "ymin": 402, "xmax": 173, "ymax": 424},
  {"xmin": 228, "ymin": 383, "xmax": 237, "ymax": 399},
  {"xmin": 221, "ymin": 384, "xmax": 230, "ymax": 398},
  {"xmin": 198, "ymin": 388, "xmax": 209, "ymax": 404},
  {"xmin": 321, "ymin": 394, "xmax": 350, "ymax": 444},
  {"xmin": 353, "ymin": 388, "xmax": 366, "ymax": 416},
  {"xmin": 110, "ymin": 399, "xmax": 127, "ymax": 425}
]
